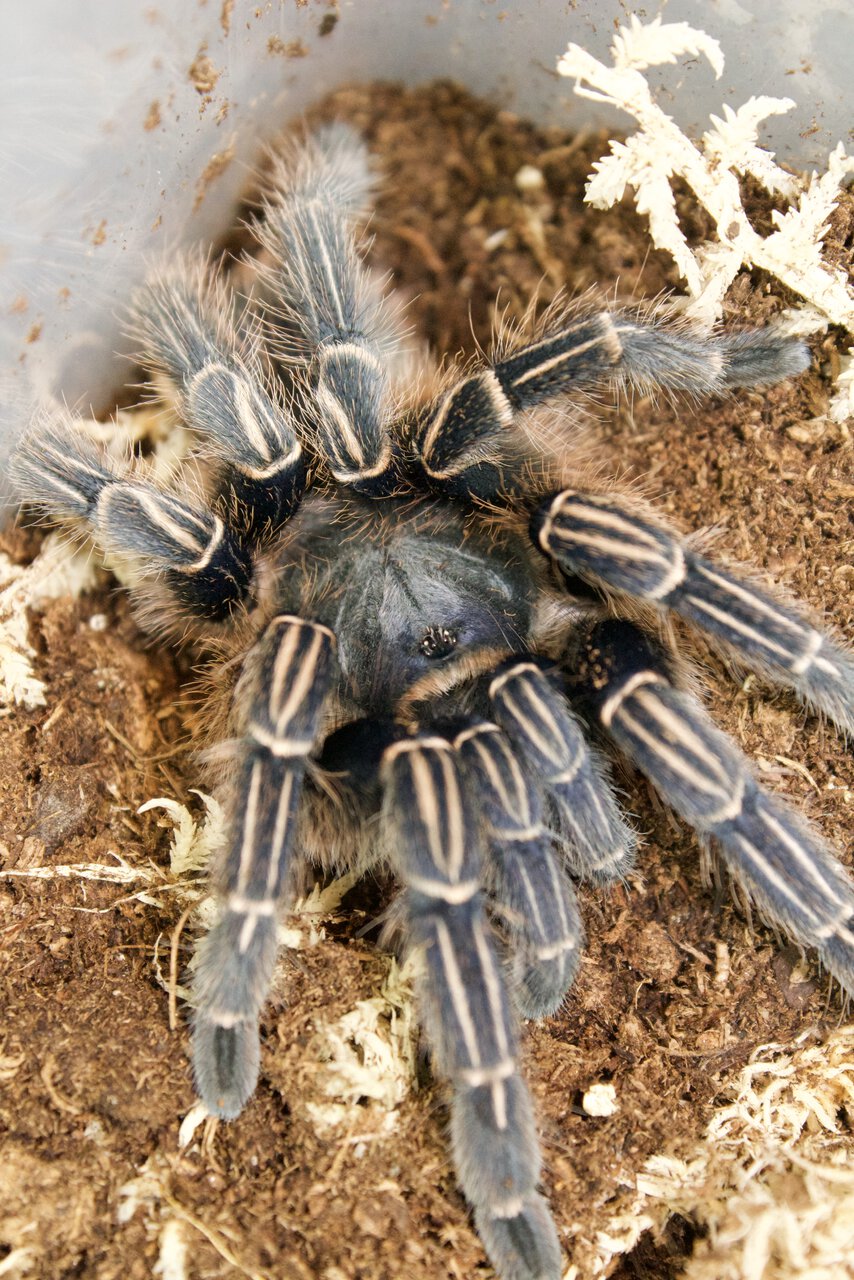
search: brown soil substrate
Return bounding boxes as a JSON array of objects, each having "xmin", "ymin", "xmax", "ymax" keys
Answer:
[{"xmin": 2, "ymin": 81, "xmax": 852, "ymax": 1280}]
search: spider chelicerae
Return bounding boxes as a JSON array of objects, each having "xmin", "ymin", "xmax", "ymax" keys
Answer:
[{"xmin": 13, "ymin": 125, "xmax": 854, "ymax": 1280}]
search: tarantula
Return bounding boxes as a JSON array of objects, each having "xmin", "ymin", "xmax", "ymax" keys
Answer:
[{"xmin": 13, "ymin": 126, "xmax": 854, "ymax": 1280}]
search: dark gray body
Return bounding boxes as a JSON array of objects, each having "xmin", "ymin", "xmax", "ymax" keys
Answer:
[{"xmin": 274, "ymin": 494, "xmax": 538, "ymax": 716}]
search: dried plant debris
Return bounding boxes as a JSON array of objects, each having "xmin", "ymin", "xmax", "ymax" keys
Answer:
[
  {"xmin": 1, "ymin": 70, "xmax": 853, "ymax": 1280},
  {"xmin": 138, "ymin": 792, "xmax": 227, "ymax": 880},
  {"xmin": 0, "ymin": 533, "xmax": 103, "ymax": 708},
  {"xmin": 301, "ymin": 954, "xmax": 417, "ymax": 1138},
  {"xmin": 586, "ymin": 1027, "xmax": 854, "ymax": 1280},
  {"xmin": 558, "ymin": 15, "xmax": 854, "ymax": 341}
]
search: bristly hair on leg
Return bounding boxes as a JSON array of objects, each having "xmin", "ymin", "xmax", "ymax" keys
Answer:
[
  {"xmin": 492, "ymin": 291, "xmax": 810, "ymax": 401},
  {"xmin": 255, "ymin": 124, "xmax": 400, "ymax": 365},
  {"xmin": 253, "ymin": 125, "xmax": 407, "ymax": 494},
  {"xmin": 267, "ymin": 122, "xmax": 378, "ymax": 219},
  {"xmin": 130, "ymin": 256, "xmax": 307, "ymax": 540},
  {"xmin": 533, "ymin": 489, "xmax": 854, "ymax": 738},
  {"xmin": 11, "ymin": 409, "xmax": 119, "ymax": 529}
]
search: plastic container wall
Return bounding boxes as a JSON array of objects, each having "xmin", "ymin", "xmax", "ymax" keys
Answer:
[{"xmin": 2, "ymin": 0, "xmax": 849, "ymax": 497}]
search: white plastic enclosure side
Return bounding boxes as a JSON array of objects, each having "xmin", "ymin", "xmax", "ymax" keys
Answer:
[{"xmin": 1, "ymin": 0, "xmax": 848, "ymax": 496}]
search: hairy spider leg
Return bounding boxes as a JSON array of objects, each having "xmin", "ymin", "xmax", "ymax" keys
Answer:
[
  {"xmin": 533, "ymin": 489, "xmax": 854, "ymax": 736},
  {"xmin": 407, "ymin": 306, "xmax": 810, "ymax": 501},
  {"xmin": 317, "ymin": 702, "xmax": 587, "ymax": 1024},
  {"xmin": 193, "ymin": 614, "xmax": 337, "ymax": 1118},
  {"xmin": 453, "ymin": 721, "xmax": 585, "ymax": 1019},
  {"xmin": 573, "ymin": 620, "xmax": 854, "ymax": 996},
  {"xmin": 132, "ymin": 268, "xmax": 306, "ymax": 544},
  {"xmin": 487, "ymin": 659, "xmax": 636, "ymax": 884},
  {"xmin": 12, "ymin": 419, "xmax": 253, "ymax": 625},
  {"xmin": 381, "ymin": 735, "xmax": 563, "ymax": 1280},
  {"xmin": 258, "ymin": 126, "xmax": 400, "ymax": 495}
]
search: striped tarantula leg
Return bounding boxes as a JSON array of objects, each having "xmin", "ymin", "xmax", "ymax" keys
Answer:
[
  {"xmin": 381, "ymin": 736, "xmax": 562, "ymax": 1280},
  {"xmin": 534, "ymin": 490, "xmax": 854, "ymax": 736},
  {"xmin": 576, "ymin": 620, "xmax": 854, "ymax": 995},
  {"xmin": 132, "ymin": 267, "xmax": 305, "ymax": 542},
  {"xmin": 97, "ymin": 481, "xmax": 254, "ymax": 621},
  {"xmin": 193, "ymin": 616, "xmax": 336, "ymax": 1119},
  {"xmin": 408, "ymin": 309, "xmax": 808, "ymax": 501},
  {"xmin": 256, "ymin": 126, "xmax": 400, "ymax": 496},
  {"xmin": 12, "ymin": 412, "xmax": 118, "ymax": 525},
  {"xmin": 454, "ymin": 722, "xmax": 584, "ymax": 1018},
  {"xmin": 12, "ymin": 416, "xmax": 253, "ymax": 623},
  {"xmin": 487, "ymin": 659, "xmax": 635, "ymax": 884},
  {"xmin": 491, "ymin": 310, "xmax": 809, "ymax": 404}
]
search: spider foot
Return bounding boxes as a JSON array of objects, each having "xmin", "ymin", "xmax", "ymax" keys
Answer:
[
  {"xmin": 192, "ymin": 896, "xmax": 282, "ymax": 1117},
  {"xmin": 474, "ymin": 1193, "xmax": 563, "ymax": 1280}
]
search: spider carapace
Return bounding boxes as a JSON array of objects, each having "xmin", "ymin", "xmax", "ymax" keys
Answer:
[{"xmin": 13, "ymin": 125, "xmax": 854, "ymax": 1280}]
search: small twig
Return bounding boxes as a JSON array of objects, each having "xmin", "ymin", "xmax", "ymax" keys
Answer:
[
  {"xmin": 674, "ymin": 938, "xmax": 712, "ymax": 967},
  {"xmin": 387, "ymin": 222, "xmax": 447, "ymax": 276},
  {"xmin": 41, "ymin": 1053, "xmax": 83, "ymax": 1115},
  {"xmin": 773, "ymin": 754, "xmax": 821, "ymax": 793},
  {"xmin": 161, "ymin": 1191, "xmax": 273, "ymax": 1280},
  {"xmin": 169, "ymin": 903, "xmax": 195, "ymax": 1031},
  {"xmin": 40, "ymin": 700, "xmax": 65, "ymax": 733},
  {"xmin": 104, "ymin": 718, "xmax": 188, "ymax": 763}
]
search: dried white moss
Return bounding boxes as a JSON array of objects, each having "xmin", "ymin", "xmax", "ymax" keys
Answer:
[
  {"xmin": 572, "ymin": 1027, "xmax": 854, "ymax": 1279},
  {"xmin": 152, "ymin": 1219, "xmax": 188, "ymax": 1280},
  {"xmin": 0, "ymin": 1247, "xmax": 35, "ymax": 1279},
  {"xmin": 138, "ymin": 793, "xmax": 227, "ymax": 880},
  {"xmin": 827, "ymin": 353, "xmax": 854, "ymax": 424},
  {"xmin": 558, "ymin": 15, "xmax": 854, "ymax": 355},
  {"xmin": 141, "ymin": 794, "xmax": 418, "ymax": 1137},
  {"xmin": 0, "ymin": 532, "xmax": 102, "ymax": 708},
  {"xmin": 581, "ymin": 1082, "xmax": 619, "ymax": 1118},
  {"xmin": 303, "ymin": 954, "xmax": 417, "ymax": 1137}
]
